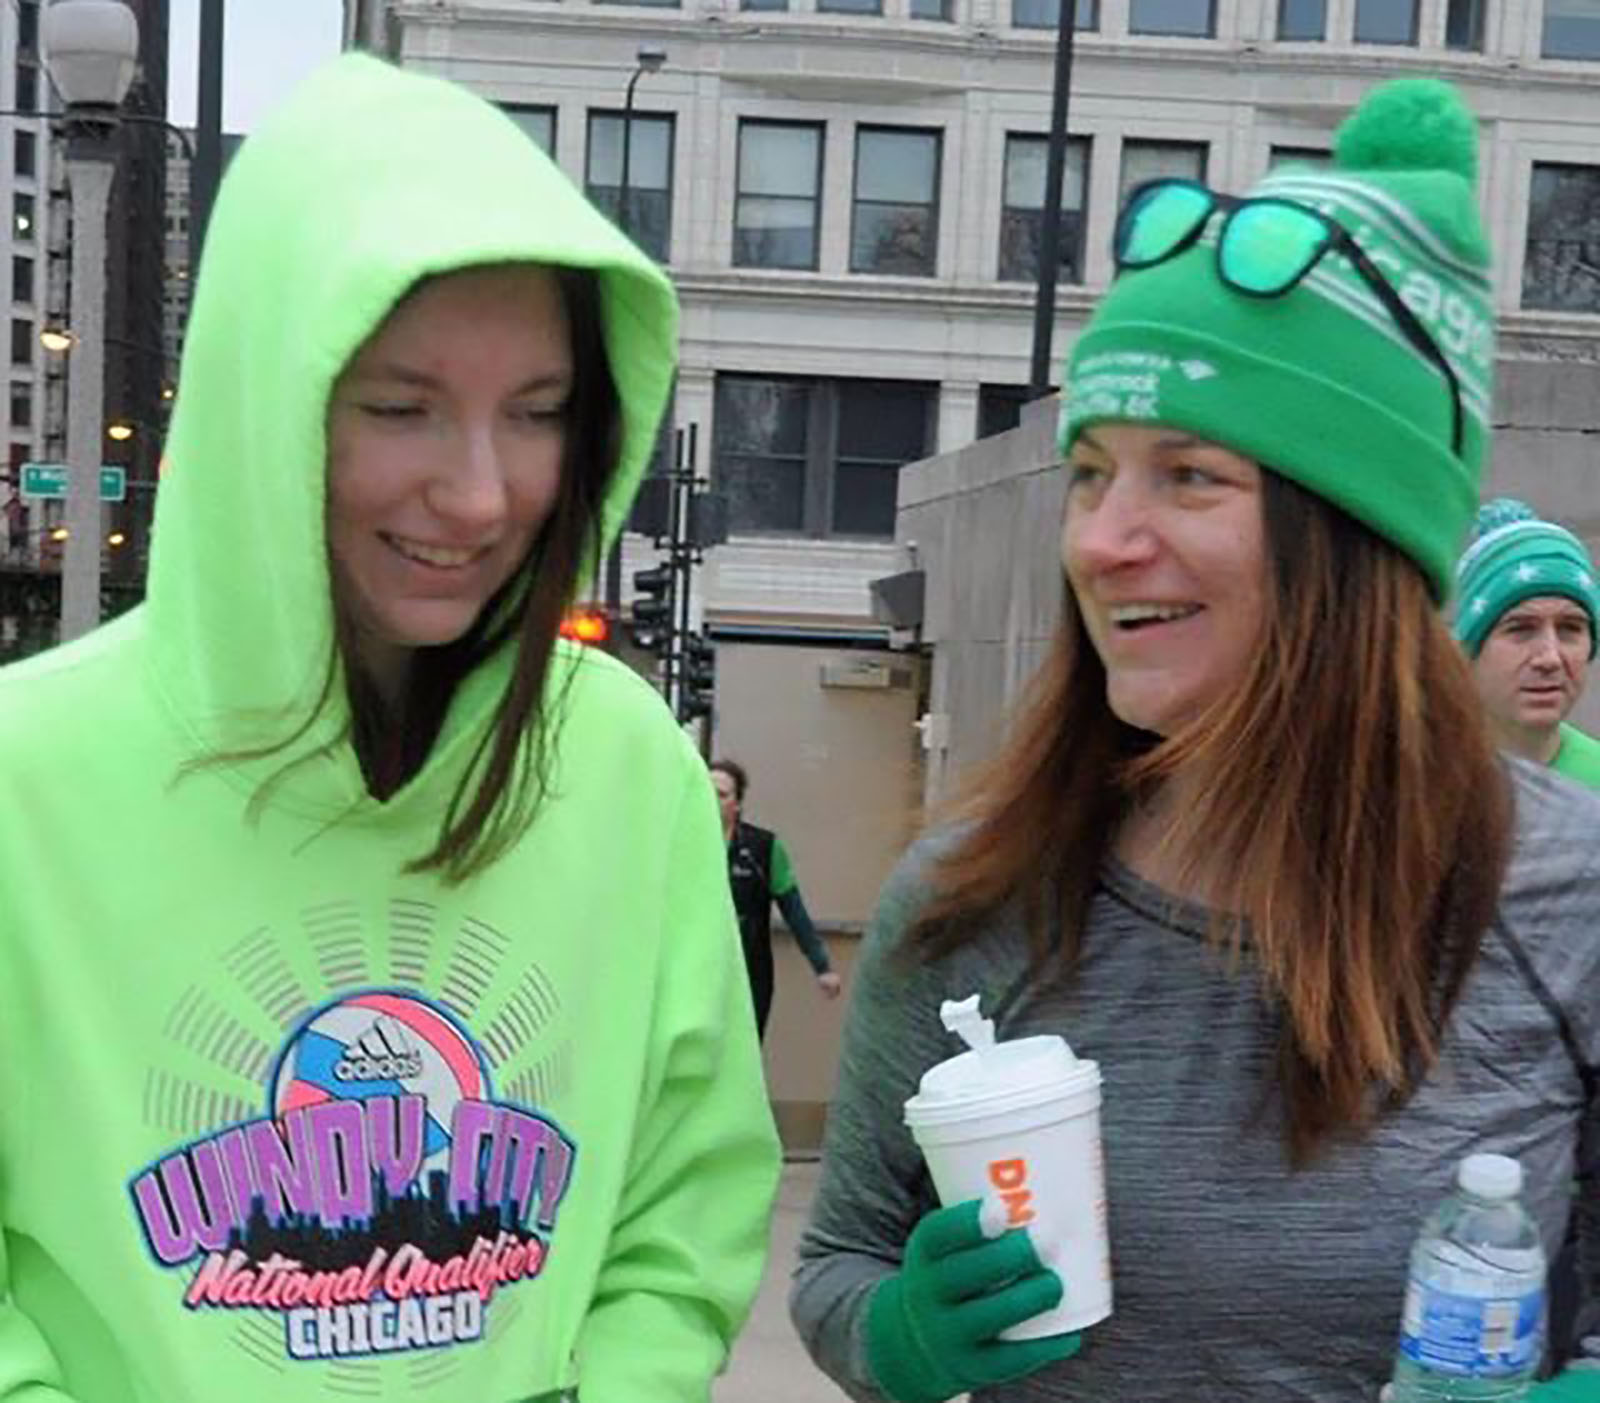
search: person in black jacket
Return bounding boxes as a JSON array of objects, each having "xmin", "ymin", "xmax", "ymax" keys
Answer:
[{"xmin": 710, "ymin": 759, "xmax": 841, "ymax": 1039}]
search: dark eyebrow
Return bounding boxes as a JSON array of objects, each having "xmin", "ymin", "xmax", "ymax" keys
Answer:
[
  {"xmin": 1504, "ymin": 603, "xmax": 1590, "ymax": 624},
  {"xmin": 350, "ymin": 362, "xmax": 573, "ymax": 396},
  {"xmin": 1078, "ymin": 429, "xmax": 1213, "ymax": 453}
]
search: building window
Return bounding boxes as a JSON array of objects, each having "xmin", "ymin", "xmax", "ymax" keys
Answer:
[
  {"xmin": 851, "ymin": 127, "xmax": 942, "ymax": 277},
  {"xmin": 834, "ymin": 381, "xmax": 935, "ymax": 535},
  {"xmin": 592, "ymin": 0, "xmax": 681, "ymax": 7},
  {"xmin": 818, "ymin": 0, "xmax": 883, "ymax": 13},
  {"xmin": 734, "ymin": 121, "xmax": 823, "ymax": 271},
  {"xmin": 625, "ymin": 408, "xmax": 680, "ymax": 531},
  {"xmin": 1446, "ymin": 0, "xmax": 1487, "ymax": 47},
  {"xmin": 13, "ymin": 193, "xmax": 34, "ymax": 241},
  {"xmin": 1543, "ymin": 0, "xmax": 1600, "ymax": 56},
  {"xmin": 1012, "ymin": 0, "xmax": 1099, "ymax": 27},
  {"xmin": 11, "ymin": 320, "xmax": 32, "ymax": 367},
  {"xmin": 1269, "ymin": 145, "xmax": 1332, "ymax": 169},
  {"xmin": 585, "ymin": 112, "xmax": 674, "ymax": 264},
  {"xmin": 713, "ymin": 374, "xmax": 936, "ymax": 539},
  {"xmin": 715, "ymin": 377, "xmax": 809, "ymax": 534},
  {"xmin": 12, "ymin": 257, "xmax": 33, "ymax": 305},
  {"xmin": 1277, "ymin": 0, "xmax": 1326, "ymax": 38},
  {"xmin": 18, "ymin": 1, "xmax": 39, "ymax": 54},
  {"xmin": 742, "ymin": 0, "xmax": 788, "ymax": 9},
  {"xmin": 15, "ymin": 62, "xmax": 37, "ymax": 115},
  {"xmin": 1120, "ymin": 139, "xmax": 1208, "ymax": 202},
  {"xmin": 9, "ymin": 383, "xmax": 31, "ymax": 431},
  {"xmin": 1354, "ymin": 0, "xmax": 1419, "ymax": 42},
  {"xmin": 978, "ymin": 384, "xmax": 1034, "ymax": 440},
  {"xmin": 911, "ymin": 0, "xmax": 953, "ymax": 16},
  {"xmin": 13, "ymin": 131, "xmax": 35, "ymax": 181},
  {"xmin": 1523, "ymin": 163, "xmax": 1600, "ymax": 313},
  {"xmin": 999, "ymin": 134, "xmax": 1089, "ymax": 284},
  {"xmin": 1129, "ymin": 0, "xmax": 1215, "ymax": 35},
  {"xmin": 503, "ymin": 105, "xmax": 556, "ymax": 157}
]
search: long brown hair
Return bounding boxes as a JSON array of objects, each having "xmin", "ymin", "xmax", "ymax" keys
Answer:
[
  {"xmin": 911, "ymin": 471, "xmax": 1514, "ymax": 1165},
  {"xmin": 187, "ymin": 266, "xmax": 623, "ymax": 884}
]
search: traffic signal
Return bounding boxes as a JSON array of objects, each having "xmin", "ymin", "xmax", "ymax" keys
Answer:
[
  {"xmin": 680, "ymin": 633, "xmax": 716, "ymax": 722},
  {"xmin": 559, "ymin": 608, "xmax": 610, "ymax": 647},
  {"xmin": 630, "ymin": 564, "xmax": 673, "ymax": 655}
]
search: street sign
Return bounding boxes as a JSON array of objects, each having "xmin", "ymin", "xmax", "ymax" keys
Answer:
[{"xmin": 19, "ymin": 463, "xmax": 127, "ymax": 503}]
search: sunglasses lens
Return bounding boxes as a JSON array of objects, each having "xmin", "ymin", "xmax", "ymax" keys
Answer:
[
  {"xmin": 1118, "ymin": 183, "xmax": 1214, "ymax": 268},
  {"xmin": 1219, "ymin": 202, "xmax": 1330, "ymax": 294}
]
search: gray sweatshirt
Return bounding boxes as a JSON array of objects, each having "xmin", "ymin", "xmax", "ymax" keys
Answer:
[{"xmin": 791, "ymin": 760, "xmax": 1600, "ymax": 1402}]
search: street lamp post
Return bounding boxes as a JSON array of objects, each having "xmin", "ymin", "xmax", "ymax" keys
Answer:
[
  {"xmin": 191, "ymin": 0, "xmax": 224, "ymax": 276},
  {"xmin": 42, "ymin": 0, "xmax": 141, "ymax": 643},
  {"xmin": 605, "ymin": 45, "xmax": 668, "ymax": 617},
  {"xmin": 1027, "ymin": 0, "xmax": 1079, "ymax": 398},
  {"xmin": 618, "ymin": 46, "xmax": 667, "ymax": 247}
]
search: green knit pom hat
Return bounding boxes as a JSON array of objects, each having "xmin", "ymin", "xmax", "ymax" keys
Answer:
[
  {"xmin": 1060, "ymin": 77, "xmax": 1493, "ymax": 601},
  {"xmin": 1453, "ymin": 498, "xmax": 1599, "ymax": 658}
]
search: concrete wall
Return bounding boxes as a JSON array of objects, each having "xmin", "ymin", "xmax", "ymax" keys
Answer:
[
  {"xmin": 900, "ymin": 361, "xmax": 1600, "ymax": 798},
  {"xmin": 1488, "ymin": 360, "xmax": 1600, "ymax": 734},
  {"xmin": 711, "ymin": 639, "xmax": 925, "ymax": 1149},
  {"xmin": 898, "ymin": 395, "xmax": 1064, "ymax": 806}
]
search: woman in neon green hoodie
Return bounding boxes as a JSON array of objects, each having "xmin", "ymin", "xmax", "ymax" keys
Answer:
[{"xmin": 0, "ymin": 54, "xmax": 779, "ymax": 1403}]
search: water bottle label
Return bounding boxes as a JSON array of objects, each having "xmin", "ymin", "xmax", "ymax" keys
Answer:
[{"xmin": 1398, "ymin": 1277, "xmax": 1544, "ymax": 1377}]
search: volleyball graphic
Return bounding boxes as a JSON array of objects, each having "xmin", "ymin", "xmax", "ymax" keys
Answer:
[{"xmin": 271, "ymin": 992, "xmax": 491, "ymax": 1174}]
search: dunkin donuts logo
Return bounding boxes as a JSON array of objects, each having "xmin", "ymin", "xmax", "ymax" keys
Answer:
[
  {"xmin": 989, "ymin": 1157, "xmax": 1036, "ymax": 1227},
  {"xmin": 128, "ymin": 991, "xmax": 576, "ymax": 1364}
]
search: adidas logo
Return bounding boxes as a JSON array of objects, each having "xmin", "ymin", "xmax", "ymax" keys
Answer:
[
  {"xmin": 334, "ymin": 1015, "xmax": 423, "ymax": 1083},
  {"xmin": 1178, "ymin": 360, "xmax": 1219, "ymax": 381}
]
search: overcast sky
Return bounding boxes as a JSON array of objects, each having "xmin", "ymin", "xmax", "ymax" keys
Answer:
[{"xmin": 166, "ymin": 0, "xmax": 343, "ymax": 133}]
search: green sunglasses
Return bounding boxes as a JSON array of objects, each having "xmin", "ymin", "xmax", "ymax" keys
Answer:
[{"xmin": 1113, "ymin": 178, "xmax": 1464, "ymax": 459}]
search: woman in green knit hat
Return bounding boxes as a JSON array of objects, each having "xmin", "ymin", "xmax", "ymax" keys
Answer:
[
  {"xmin": 1455, "ymin": 498, "xmax": 1600, "ymax": 789},
  {"xmin": 793, "ymin": 76, "xmax": 1600, "ymax": 1403}
]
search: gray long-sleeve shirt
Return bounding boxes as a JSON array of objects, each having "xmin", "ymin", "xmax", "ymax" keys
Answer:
[{"xmin": 791, "ymin": 760, "xmax": 1600, "ymax": 1402}]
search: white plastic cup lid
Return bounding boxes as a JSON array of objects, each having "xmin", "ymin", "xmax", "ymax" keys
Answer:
[
  {"xmin": 914, "ymin": 1034, "xmax": 1080, "ymax": 1105},
  {"xmin": 1458, "ymin": 1152, "xmax": 1522, "ymax": 1201}
]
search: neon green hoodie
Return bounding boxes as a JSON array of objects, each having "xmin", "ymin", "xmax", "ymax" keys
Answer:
[
  {"xmin": 1554, "ymin": 722, "xmax": 1600, "ymax": 791},
  {"xmin": 0, "ymin": 54, "xmax": 778, "ymax": 1403}
]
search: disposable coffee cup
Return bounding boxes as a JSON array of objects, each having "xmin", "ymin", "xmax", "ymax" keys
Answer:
[{"xmin": 903, "ymin": 997, "xmax": 1111, "ymax": 1340}]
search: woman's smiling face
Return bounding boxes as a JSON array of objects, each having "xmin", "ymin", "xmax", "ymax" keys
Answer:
[
  {"xmin": 325, "ymin": 265, "xmax": 574, "ymax": 681},
  {"xmin": 1062, "ymin": 422, "xmax": 1268, "ymax": 737}
]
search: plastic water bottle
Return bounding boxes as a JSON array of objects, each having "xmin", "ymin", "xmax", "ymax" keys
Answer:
[{"xmin": 1389, "ymin": 1153, "xmax": 1547, "ymax": 1401}]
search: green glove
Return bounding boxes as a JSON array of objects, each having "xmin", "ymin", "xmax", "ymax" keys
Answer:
[{"xmin": 865, "ymin": 1199, "xmax": 1084, "ymax": 1403}]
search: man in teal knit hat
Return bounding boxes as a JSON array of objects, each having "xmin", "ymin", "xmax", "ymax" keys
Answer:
[{"xmin": 1455, "ymin": 498, "xmax": 1600, "ymax": 788}]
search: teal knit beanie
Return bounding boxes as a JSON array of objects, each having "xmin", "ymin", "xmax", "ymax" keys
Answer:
[
  {"xmin": 1453, "ymin": 498, "xmax": 1599, "ymax": 658},
  {"xmin": 1060, "ymin": 78, "xmax": 1493, "ymax": 601}
]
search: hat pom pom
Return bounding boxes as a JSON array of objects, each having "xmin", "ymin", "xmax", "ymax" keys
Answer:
[
  {"xmin": 1472, "ymin": 497, "xmax": 1536, "ymax": 541},
  {"xmin": 1336, "ymin": 78, "xmax": 1478, "ymax": 182}
]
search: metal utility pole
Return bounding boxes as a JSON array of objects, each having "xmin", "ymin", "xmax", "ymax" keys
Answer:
[
  {"xmin": 603, "ymin": 44, "xmax": 667, "ymax": 617},
  {"xmin": 624, "ymin": 424, "xmax": 726, "ymax": 737},
  {"xmin": 190, "ymin": 0, "xmax": 224, "ymax": 276},
  {"xmin": 40, "ymin": 0, "xmax": 143, "ymax": 642},
  {"xmin": 59, "ymin": 149, "xmax": 114, "ymax": 641},
  {"xmin": 1028, "ymin": 0, "xmax": 1079, "ymax": 398}
]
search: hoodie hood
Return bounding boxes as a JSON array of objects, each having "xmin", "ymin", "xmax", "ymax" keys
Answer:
[{"xmin": 144, "ymin": 54, "xmax": 677, "ymax": 815}]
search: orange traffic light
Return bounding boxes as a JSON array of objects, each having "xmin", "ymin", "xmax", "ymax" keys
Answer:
[{"xmin": 560, "ymin": 609, "xmax": 610, "ymax": 646}]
